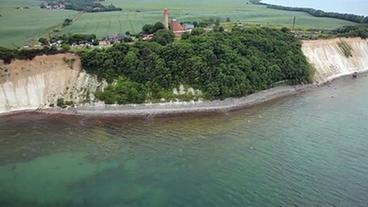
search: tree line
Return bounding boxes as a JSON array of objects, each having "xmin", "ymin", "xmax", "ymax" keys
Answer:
[
  {"xmin": 42, "ymin": 0, "xmax": 122, "ymax": 12},
  {"xmin": 329, "ymin": 25, "xmax": 368, "ymax": 39},
  {"xmin": 79, "ymin": 27, "xmax": 312, "ymax": 104},
  {"xmin": 251, "ymin": 0, "xmax": 368, "ymax": 24},
  {"xmin": 0, "ymin": 46, "xmax": 62, "ymax": 64}
]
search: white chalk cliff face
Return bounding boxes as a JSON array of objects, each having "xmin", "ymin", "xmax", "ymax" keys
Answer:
[
  {"xmin": 0, "ymin": 54, "xmax": 104, "ymax": 114},
  {"xmin": 302, "ymin": 38, "xmax": 368, "ymax": 84}
]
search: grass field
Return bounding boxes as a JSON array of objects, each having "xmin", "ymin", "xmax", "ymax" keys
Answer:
[
  {"xmin": 0, "ymin": 0, "xmax": 356, "ymax": 48},
  {"xmin": 0, "ymin": 0, "xmax": 77, "ymax": 48}
]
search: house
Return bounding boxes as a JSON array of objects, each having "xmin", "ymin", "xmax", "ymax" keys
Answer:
[
  {"xmin": 100, "ymin": 33, "xmax": 128, "ymax": 45},
  {"xmin": 183, "ymin": 23, "xmax": 194, "ymax": 32},
  {"xmin": 171, "ymin": 19, "xmax": 185, "ymax": 37},
  {"xmin": 46, "ymin": 3, "xmax": 65, "ymax": 9},
  {"xmin": 163, "ymin": 9, "xmax": 196, "ymax": 37}
]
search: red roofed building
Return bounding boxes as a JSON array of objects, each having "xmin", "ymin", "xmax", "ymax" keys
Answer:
[
  {"xmin": 162, "ymin": 8, "xmax": 193, "ymax": 37},
  {"xmin": 170, "ymin": 19, "xmax": 184, "ymax": 37}
]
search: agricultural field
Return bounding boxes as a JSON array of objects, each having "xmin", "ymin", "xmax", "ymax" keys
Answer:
[
  {"xmin": 0, "ymin": 0, "xmax": 76, "ymax": 48},
  {"xmin": 0, "ymin": 0, "xmax": 356, "ymax": 48}
]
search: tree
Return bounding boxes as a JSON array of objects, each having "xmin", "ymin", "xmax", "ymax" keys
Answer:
[
  {"xmin": 191, "ymin": 27, "xmax": 205, "ymax": 36},
  {"xmin": 181, "ymin": 32, "xmax": 191, "ymax": 40},
  {"xmin": 96, "ymin": 77, "xmax": 147, "ymax": 104},
  {"xmin": 142, "ymin": 22, "xmax": 166, "ymax": 34},
  {"xmin": 142, "ymin": 24, "xmax": 154, "ymax": 34},
  {"xmin": 67, "ymin": 34, "xmax": 96, "ymax": 44},
  {"xmin": 206, "ymin": 82, "xmax": 220, "ymax": 99},
  {"xmin": 281, "ymin": 27, "xmax": 290, "ymax": 33},
  {"xmin": 153, "ymin": 29, "xmax": 175, "ymax": 45},
  {"xmin": 153, "ymin": 22, "xmax": 165, "ymax": 31},
  {"xmin": 0, "ymin": 47, "xmax": 15, "ymax": 64},
  {"xmin": 38, "ymin": 37, "xmax": 49, "ymax": 45},
  {"xmin": 62, "ymin": 18, "xmax": 73, "ymax": 27},
  {"xmin": 217, "ymin": 26, "xmax": 225, "ymax": 32},
  {"xmin": 215, "ymin": 19, "xmax": 221, "ymax": 27}
]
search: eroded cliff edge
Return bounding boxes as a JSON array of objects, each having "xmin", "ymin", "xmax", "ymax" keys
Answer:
[
  {"xmin": 302, "ymin": 37, "xmax": 368, "ymax": 84},
  {"xmin": 0, "ymin": 54, "xmax": 105, "ymax": 113}
]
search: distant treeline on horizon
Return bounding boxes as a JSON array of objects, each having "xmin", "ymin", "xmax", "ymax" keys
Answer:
[
  {"xmin": 250, "ymin": 0, "xmax": 368, "ymax": 24},
  {"xmin": 42, "ymin": 0, "xmax": 122, "ymax": 13}
]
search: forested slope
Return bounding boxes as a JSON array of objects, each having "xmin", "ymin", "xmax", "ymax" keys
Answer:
[{"xmin": 80, "ymin": 28, "xmax": 312, "ymax": 104}]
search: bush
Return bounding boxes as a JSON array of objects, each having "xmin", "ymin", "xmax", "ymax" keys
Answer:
[
  {"xmin": 191, "ymin": 28, "xmax": 205, "ymax": 36},
  {"xmin": 61, "ymin": 44, "xmax": 71, "ymax": 52},
  {"xmin": 96, "ymin": 77, "xmax": 147, "ymax": 104},
  {"xmin": 338, "ymin": 40, "xmax": 353, "ymax": 57},
  {"xmin": 0, "ymin": 47, "xmax": 15, "ymax": 64},
  {"xmin": 38, "ymin": 37, "xmax": 49, "ymax": 45}
]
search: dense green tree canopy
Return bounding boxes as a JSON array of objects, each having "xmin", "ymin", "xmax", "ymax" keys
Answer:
[
  {"xmin": 80, "ymin": 27, "xmax": 312, "ymax": 104},
  {"xmin": 142, "ymin": 22, "xmax": 166, "ymax": 35},
  {"xmin": 152, "ymin": 29, "xmax": 175, "ymax": 45}
]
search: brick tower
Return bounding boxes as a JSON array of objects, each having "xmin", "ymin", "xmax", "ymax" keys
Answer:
[{"xmin": 163, "ymin": 8, "xmax": 169, "ymax": 29}]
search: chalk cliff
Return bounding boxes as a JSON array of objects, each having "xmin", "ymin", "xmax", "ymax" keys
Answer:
[
  {"xmin": 0, "ymin": 54, "xmax": 105, "ymax": 113},
  {"xmin": 1, "ymin": 38, "xmax": 368, "ymax": 115},
  {"xmin": 302, "ymin": 37, "xmax": 368, "ymax": 84}
]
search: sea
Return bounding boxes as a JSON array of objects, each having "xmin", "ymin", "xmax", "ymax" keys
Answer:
[
  {"xmin": 1, "ymin": 74, "xmax": 368, "ymax": 206},
  {"xmin": 261, "ymin": 0, "xmax": 368, "ymax": 16}
]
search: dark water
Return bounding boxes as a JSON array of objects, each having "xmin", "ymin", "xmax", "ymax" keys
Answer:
[{"xmin": 1, "ymin": 76, "xmax": 368, "ymax": 206}]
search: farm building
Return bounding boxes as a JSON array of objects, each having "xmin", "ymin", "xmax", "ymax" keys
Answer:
[
  {"xmin": 163, "ymin": 9, "xmax": 195, "ymax": 37},
  {"xmin": 183, "ymin": 23, "xmax": 194, "ymax": 32},
  {"xmin": 171, "ymin": 19, "xmax": 185, "ymax": 37},
  {"xmin": 46, "ymin": 3, "xmax": 65, "ymax": 9}
]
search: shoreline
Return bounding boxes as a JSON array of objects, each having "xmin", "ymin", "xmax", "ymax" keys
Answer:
[
  {"xmin": 1, "ymin": 85, "xmax": 311, "ymax": 118},
  {"xmin": 42, "ymin": 85, "xmax": 312, "ymax": 117},
  {"xmin": 0, "ymin": 71, "xmax": 364, "ymax": 118}
]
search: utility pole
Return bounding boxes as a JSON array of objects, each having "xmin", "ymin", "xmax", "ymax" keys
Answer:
[{"xmin": 292, "ymin": 16, "xmax": 296, "ymax": 31}]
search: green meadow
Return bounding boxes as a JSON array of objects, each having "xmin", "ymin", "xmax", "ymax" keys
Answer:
[{"xmin": 0, "ymin": 0, "xmax": 355, "ymax": 48}]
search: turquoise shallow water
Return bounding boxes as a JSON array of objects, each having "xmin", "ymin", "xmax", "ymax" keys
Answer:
[
  {"xmin": 1, "ymin": 75, "xmax": 368, "ymax": 206},
  {"xmin": 262, "ymin": 0, "xmax": 368, "ymax": 16}
]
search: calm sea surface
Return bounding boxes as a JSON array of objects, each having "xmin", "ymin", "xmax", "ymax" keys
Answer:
[
  {"xmin": 262, "ymin": 0, "xmax": 368, "ymax": 16},
  {"xmin": 1, "ymin": 75, "xmax": 368, "ymax": 206}
]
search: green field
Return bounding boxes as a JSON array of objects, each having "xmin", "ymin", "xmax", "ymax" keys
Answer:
[
  {"xmin": 0, "ymin": 0, "xmax": 355, "ymax": 48},
  {"xmin": 0, "ymin": 0, "xmax": 77, "ymax": 48}
]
